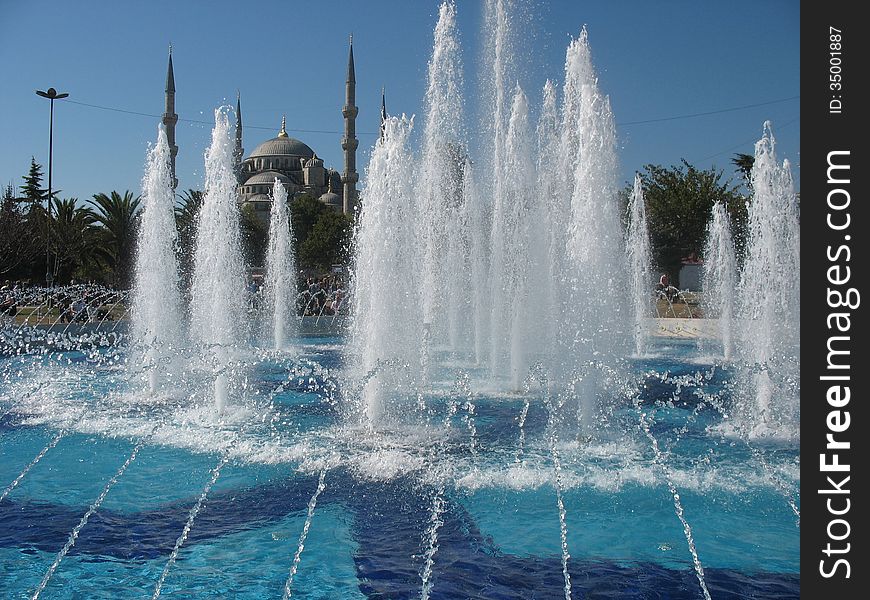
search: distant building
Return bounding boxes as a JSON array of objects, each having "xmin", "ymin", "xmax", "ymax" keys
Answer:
[
  {"xmin": 160, "ymin": 38, "xmax": 359, "ymax": 217},
  {"xmin": 679, "ymin": 253, "xmax": 704, "ymax": 291},
  {"xmin": 236, "ymin": 116, "xmax": 344, "ymax": 217}
]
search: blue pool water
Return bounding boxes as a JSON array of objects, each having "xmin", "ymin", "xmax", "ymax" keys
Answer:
[{"xmin": 0, "ymin": 335, "xmax": 799, "ymax": 598}]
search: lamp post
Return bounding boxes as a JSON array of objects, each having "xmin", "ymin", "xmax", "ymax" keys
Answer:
[{"xmin": 35, "ymin": 87, "xmax": 69, "ymax": 288}]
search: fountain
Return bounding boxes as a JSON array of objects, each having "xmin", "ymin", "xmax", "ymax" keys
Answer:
[
  {"xmin": 264, "ymin": 178, "xmax": 297, "ymax": 350},
  {"xmin": 349, "ymin": 114, "xmax": 421, "ymax": 424},
  {"xmin": 0, "ymin": 2, "xmax": 799, "ymax": 598},
  {"xmin": 190, "ymin": 107, "xmax": 247, "ymax": 413},
  {"xmin": 730, "ymin": 121, "xmax": 800, "ymax": 437},
  {"xmin": 626, "ymin": 172, "xmax": 654, "ymax": 357},
  {"xmin": 132, "ymin": 126, "xmax": 184, "ymax": 394},
  {"xmin": 702, "ymin": 201, "xmax": 737, "ymax": 359}
]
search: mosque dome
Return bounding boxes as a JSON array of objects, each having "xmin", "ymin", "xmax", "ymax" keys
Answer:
[
  {"xmin": 249, "ymin": 136, "xmax": 315, "ymax": 159},
  {"xmin": 248, "ymin": 116, "xmax": 315, "ymax": 159}
]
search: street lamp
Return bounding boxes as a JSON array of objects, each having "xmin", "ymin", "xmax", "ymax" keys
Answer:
[{"xmin": 35, "ymin": 87, "xmax": 69, "ymax": 288}]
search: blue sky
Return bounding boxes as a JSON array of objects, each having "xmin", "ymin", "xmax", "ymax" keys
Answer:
[{"xmin": 0, "ymin": 1, "xmax": 799, "ymax": 202}]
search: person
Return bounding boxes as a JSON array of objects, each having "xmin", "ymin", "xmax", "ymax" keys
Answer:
[
  {"xmin": 332, "ymin": 289, "xmax": 345, "ymax": 314},
  {"xmin": 71, "ymin": 297, "xmax": 87, "ymax": 323},
  {"xmin": 0, "ymin": 292, "xmax": 18, "ymax": 321},
  {"xmin": 323, "ymin": 288, "xmax": 346, "ymax": 316},
  {"xmin": 655, "ymin": 273, "xmax": 675, "ymax": 301}
]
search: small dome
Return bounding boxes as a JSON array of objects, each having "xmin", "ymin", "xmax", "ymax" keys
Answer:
[
  {"xmin": 305, "ymin": 154, "xmax": 323, "ymax": 168},
  {"xmin": 243, "ymin": 171, "xmax": 289, "ymax": 186},
  {"xmin": 319, "ymin": 191, "xmax": 342, "ymax": 208}
]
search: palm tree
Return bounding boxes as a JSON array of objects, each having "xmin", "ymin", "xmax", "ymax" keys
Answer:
[
  {"xmin": 87, "ymin": 191, "xmax": 141, "ymax": 288},
  {"xmin": 50, "ymin": 198, "xmax": 102, "ymax": 283},
  {"xmin": 175, "ymin": 189, "xmax": 203, "ymax": 284}
]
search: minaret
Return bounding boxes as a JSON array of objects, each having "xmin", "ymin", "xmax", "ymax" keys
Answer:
[
  {"xmin": 379, "ymin": 86, "xmax": 387, "ymax": 141},
  {"xmin": 341, "ymin": 35, "xmax": 359, "ymax": 215},
  {"xmin": 162, "ymin": 44, "xmax": 179, "ymax": 189},
  {"xmin": 233, "ymin": 91, "xmax": 244, "ymax": 182}
]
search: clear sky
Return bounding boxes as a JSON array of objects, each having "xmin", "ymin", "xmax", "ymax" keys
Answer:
[{"xmin": 0, "ymin": 0, "xmax": 799, "ymax": 203}]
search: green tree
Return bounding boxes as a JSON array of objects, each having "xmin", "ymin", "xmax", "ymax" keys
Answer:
[
  {"xmin": 50, "ymin": 197, "xmax": 103, "ymax": 283},
  {"xmin": 289, "ymin": 194, "xmax": 356, "ymax": 272},
  {"xmin": 637, "ymin": 160, "xmax": 746, "ymax": 285},
  {"xmin": 731, "ymin": 153, "xmax": 754, "ymax": 179},
  {"xmin": 14, "ymin": 159, "xmax": 53, "ymax": 281},
  {"xmin": 19, "ymin": 157, "xmax": 48, "ymax": 208},
  {"xmin": 175, "ymin": 189, "xmax": 203, "ymax": 283},
  {"xmin": 87, "ymin": 191, "xmax": 142, "ymax": 288},
  {"xmin": 1, "ymin": 183, "xmax": 38, "ymax": 276},
  {"xmin": 731, "ymin": 153, "xmax": 755, "ymax": 190},
  {"xmin": 290, "ymin": 194, "xmax": 328, "ymax": 260},
  {"xmin": 239, "ymin": 203, "xmax": 268, "ymax": 267},
  {"xmin": 299, "ymin": 209, "xmax": 353, "ymax": 272}
]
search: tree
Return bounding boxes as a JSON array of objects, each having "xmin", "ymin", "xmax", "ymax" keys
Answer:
[
  {"xmin": 239, "ymin": 203, "xmax": 268, "ymax": 267},
  {"xmin": 87, "ymin": 191, "xmax": 142, "ymax": 288},
  {"xmin": 290, "ymin": 194, "xmax": 327, "ymax": 260},
  {"xmin": 637, "ymin": 160, "xmax": 746, "ymax": 285},
  {"xmin": 0, "ymin": 183, "xmax": 37, "ymax": 275},
  {"xmin": 50, "ymin": 197, "xmax": 103, "ymax": 283},
  {"xmin": 175, "ymin": 189, "xmax": 203, "ymax": 283},
  {"xmin": 19, "ymin": 157, "xmax": 48, "ymax": 209},
  {"xmin": 731, "ymin": 153, "xmax": 754, "ymax": 183},
  {"xmin": 289, "ymin": 194, "xmax": 355, "ymax": 272},
  {"xmin": 12, "ymin": 159, "xmax": 53, "ymax": 281},
  {"xmin": 299, "ymin": 209, "xmax": 353, "ymax": 272}
]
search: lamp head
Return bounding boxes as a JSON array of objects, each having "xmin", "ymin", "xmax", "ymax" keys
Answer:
[{"xmin": 35, "ymin": 88, "xmax": 69, "ymax": 99}]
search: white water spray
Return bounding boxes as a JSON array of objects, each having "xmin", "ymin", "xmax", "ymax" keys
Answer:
[
  {"xmin": 626, "ymin": 173, "xmax": 653, "ymax": 356},
  {"xmin": 350, "ymin": 116, "xmax": 421, "ymax": 426},
  {"xmin": 132, "ymin": 127, "xmax": 184, "ymax": 394},
  {"xmin": 734, "ymin": 122, "xmax": 800, "ymax": 435},
  {"xmin": 265, "ymin": 178, "xmax": 297, "ymax": 350},
  {"xmin": 190, "ymin": 108, "xmax": 247, "ymax": 413},
  {"xmin": 702, "ymin": 202, "xmax": 737, "ymax": 359}
]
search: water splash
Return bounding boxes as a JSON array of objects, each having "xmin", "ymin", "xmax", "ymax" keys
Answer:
[
  {"xmin": 33, "ymin": 429, "xmax": 156, "ymax": 599},
  {"xmin": 152, "ymin": 451, "xmax": 232, "ymax": 599},
  {"xmin": 535, "ymin": 79, "xmax": 563, "ymax": 355},
  {"xmin": 190, "ymin": 108, "xmax": 247, "ymax": 413},
  {"xmin": 462, "ymin": 158, "xmax": 489, "ymax": 365},
  {"xmin": 559, "ymin": 27, "xmax": 629, "ymax": 432},
  {"xmin": 350, "ymin": 116, "xmax": 421, "ymax": 426},
  {"xmin": 626, "ymin": 173, "xmax": 653, "ymax": 356},
  {"xmin": 734, "ymin": 121, "xmax": 800, "ymax": 436},
  {"xmin": 702, "ymin": 201, "xmax": 737, "ymax": 359},
  {"xmin": 1, "ymin": 430, "xmax": 65, "ymax": 502},
  {"xmin": 418, "ymin": 1, "xmax": 467, "ymax": 358},
  {"xmin": 132, "ymin": 126, "xmax": 184, "ymax": 394},
  {"xmin": 498, "ymin": 85, "xmax": 535, "ymax": 389},
  {"xmin": 637, "ymin": 408, "xmax": 712, "ymax": 600},
  {"xmin": 419, "ymin": 485, "xmax": 446, "ymax": 600},
  {"xmin": 265, "ymin": 178, "xmax": 297, "ymax": 350},
  {"xmin": 282, "ymin": 469, "xmax": 327, "ymax": 599}
]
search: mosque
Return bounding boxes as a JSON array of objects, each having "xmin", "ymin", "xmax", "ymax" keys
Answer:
[{"xmin": 160, "ymin": 39, "xmax": 360, "ymax": 216}]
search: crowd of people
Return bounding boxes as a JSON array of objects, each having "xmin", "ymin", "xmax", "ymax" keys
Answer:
[
  {"xmin": 299, "ymin": 275, "xmax": 346, "ymax": 316},
  {"xmin": 0, "ymin": 280, "xmax": 121, "ymax": 325},
  {"xmin": 243, "ymin": 274, "xmax": 348, "ymax": 318}
]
